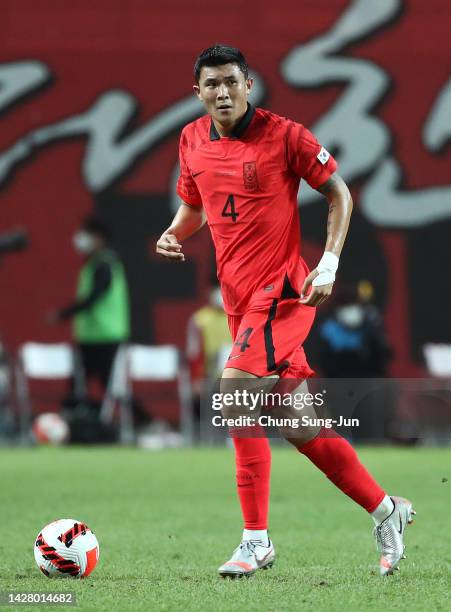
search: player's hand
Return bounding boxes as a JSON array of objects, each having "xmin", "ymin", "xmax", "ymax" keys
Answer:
[
  {"xmin": 300, "ymin": 269, "xmax": 334, "ymax": 306},
  {"xmin": 156, "ymin": 231, "xmax": 185, "ymax": 262}
]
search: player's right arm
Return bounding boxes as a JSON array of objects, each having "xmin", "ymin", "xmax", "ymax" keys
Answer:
[
  {"xmin": 156, "ymin": 201, "xmax": 206, "ymax": 262},
  {"xmin": 157, "ymin": 127, "xmax": 206, "ymax": 261}
]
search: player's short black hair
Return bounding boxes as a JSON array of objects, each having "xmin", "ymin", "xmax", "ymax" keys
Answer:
[
  {"xmin": 82, "ymin": 216, "xmax": 111, "ymax": 242},
  {"xmin": 194, "ymin": 44, "xmax": 249, "ymax": 83}
]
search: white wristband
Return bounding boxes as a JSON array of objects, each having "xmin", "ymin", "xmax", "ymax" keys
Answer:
[
  {"xmin": 316, "ymin": 251, "xmax": 339, "ymax": 273},
  {"xmin": 312, "ymin": 251, "xmax": 339, "ymax": 287}
]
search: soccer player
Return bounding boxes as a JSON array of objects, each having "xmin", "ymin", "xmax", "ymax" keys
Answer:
[{"xmin": 156, "ymin": 45, "xmax": 415, "ymax": 577}]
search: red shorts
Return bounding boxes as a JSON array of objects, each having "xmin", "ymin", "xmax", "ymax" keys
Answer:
[{"xmin": 226, "ymin": 298, "xmax": 316, "ymax": 379}]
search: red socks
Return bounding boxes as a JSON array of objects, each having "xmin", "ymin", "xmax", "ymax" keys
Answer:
[
  {"xmin": 231, "ymin": 428, "xmax": 385, "ymax": 530},
  {"xmin": 297, "ymin": 429, "xmax": 385, "ymax": 513},
  {"xmin": 233, "ymin": 436, "xmax": 271, "ymax": 530}
]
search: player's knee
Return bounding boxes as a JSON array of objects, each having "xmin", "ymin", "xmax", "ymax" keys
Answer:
[
  {"xmin": 283, "ymin": 424, "xmax": 321, "ymax": 447},
  {"xmin": 220, "ymin": 371, "xmax": 278, "ymax": 419}
]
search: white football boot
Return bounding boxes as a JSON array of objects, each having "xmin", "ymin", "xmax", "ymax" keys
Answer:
[
  {"xmin": 374, "ymin": 496, "xmax": 416, "ymax": 576},
  {"xmin": 218, "ymin": 539, "xmax": 275, "ymax": 578}
]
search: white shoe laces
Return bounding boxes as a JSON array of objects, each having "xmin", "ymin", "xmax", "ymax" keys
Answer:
[{"xmin": 238, "ymin": 540, "xmax": 257, "ymax": 556}]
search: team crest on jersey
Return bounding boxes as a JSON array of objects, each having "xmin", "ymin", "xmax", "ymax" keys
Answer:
[{"xmin": 243, "ymin": 161, "xmax": 259, "ymax": 191}]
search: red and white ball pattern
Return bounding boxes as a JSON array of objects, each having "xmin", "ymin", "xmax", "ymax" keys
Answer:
[
  {"xmin": 32, "ymin": 413, "xmax": 69, "ymax": 445},
  {"xmin": 34, "ymin": 519, "xmax": 99, "ymax": 578}
]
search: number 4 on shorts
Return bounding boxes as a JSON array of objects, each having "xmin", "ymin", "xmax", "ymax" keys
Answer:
[{"xmin": 234, "ymin": 327, "xmax": 253, "ymax": 352}]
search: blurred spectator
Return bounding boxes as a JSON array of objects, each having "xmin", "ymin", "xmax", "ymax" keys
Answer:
[
  {"xmin": 318, "ymin": 281, "xmax": 392, "ymax": 377},
  {"xmin": 316, "ymin": 282, "xmax": 395, "ymax": 442},
  {"xmin": 48, "ymin": 216, "xmax": 130, "ymax": 401},
  {"xmin": 186, "ymin": 283, "xmax": 230, "ymax": 424}
]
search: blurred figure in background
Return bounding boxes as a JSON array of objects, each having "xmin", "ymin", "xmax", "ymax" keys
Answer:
[
  {"xmin": 317, "ymin": 281, "xmax": 394, "ymax": 442},
  {"xmin": 186, "ymin": 281, "xmax": 230, "ymax": 428},
  {"xmin": 318, "ymin": 281, "xmax": 392, "ymax": 378},
  {"xmin": 49, "ymin": 216, "xmax": 130, "ymax": 401}
]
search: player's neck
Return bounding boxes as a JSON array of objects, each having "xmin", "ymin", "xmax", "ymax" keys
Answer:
[
  {"xmin": 212, "ymin": 121, "xmax": 231, "ymax": 137},
  {"xmin": 211, "ymin": 106, "xmax": 248, "ymax": 138}
]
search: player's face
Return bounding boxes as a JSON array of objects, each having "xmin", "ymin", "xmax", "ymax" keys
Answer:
[{"xmin": 194, "ymin": 63, "xmax": 253, "ymax": 129}]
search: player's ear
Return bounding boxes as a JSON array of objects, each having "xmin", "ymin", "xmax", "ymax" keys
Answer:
[
  {"xmin": 193, "ymin": 84, "xmax": 202, "ymax": 101},
  {"xmin": 246, "ymin": 78, "xmax": 254, "ymax": 95}
]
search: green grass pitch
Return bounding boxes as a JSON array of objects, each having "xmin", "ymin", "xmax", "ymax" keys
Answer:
[{"xmin": 0, "ymin": 445, "xmax": 449, "ymax": 611}]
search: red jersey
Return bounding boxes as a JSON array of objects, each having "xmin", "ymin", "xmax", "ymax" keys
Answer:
[{"xmin": 177, "ymin": 105, "xmax": 337, "ymax": 315}]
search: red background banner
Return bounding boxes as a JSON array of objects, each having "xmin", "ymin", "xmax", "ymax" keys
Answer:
[{"xmin": 1, "ymin": 0, "xmax": 450, "ymax": 375}]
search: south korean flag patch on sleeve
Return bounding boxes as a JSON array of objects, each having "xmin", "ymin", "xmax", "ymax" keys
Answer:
[{"xmin": 317, "ymin": 146, "xmax": 330, "ymax": 165}]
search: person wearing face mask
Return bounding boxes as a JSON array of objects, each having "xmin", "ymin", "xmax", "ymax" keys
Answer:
[
  {"xmin": 48, "ymin": 216, "xmax": 130, "ymax": 396},
  {"xmin": 318, "ymin": 283, "xmax": 392, "ymax": 378}
]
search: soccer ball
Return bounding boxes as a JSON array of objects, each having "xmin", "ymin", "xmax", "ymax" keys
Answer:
[
  {"xmin": 32, "ymin": 413, "xmax": 69, "ymax": 445},
  {"xmin": 34, "ymin": 519, "xmax": 99, "ymax": 578}
]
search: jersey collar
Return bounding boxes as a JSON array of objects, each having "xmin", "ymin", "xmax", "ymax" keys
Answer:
[{"xmin": 209, "ymin": 103, "xmax": 255, "ymax": 141}]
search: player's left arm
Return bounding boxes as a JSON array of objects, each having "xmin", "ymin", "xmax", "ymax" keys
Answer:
[{"xmin": 300, "ymin": 172, "xmax": 353, "ymax": 306}]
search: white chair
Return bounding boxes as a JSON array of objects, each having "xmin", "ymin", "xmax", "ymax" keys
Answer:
[
  {"xmin": 420, "ymin": 344, "xmax": 451, "ymax": 442},
  {"xmin": 15, "ymin": 342, "xmax": 85, "ymax": 442},
  {"xmin": 216, "ymin": 344, "xmax": 233, "ymax": 373},
  {"xmin": 423, "ymin": 344, "xmax": 451, "ymax": 377},
  {"xmin": 197, "ymin": 343, "xmax": 233, "ymax": 445},
  {"xmin": 101, "ymin": 344, "xmax": 192, "ymax": 445}
]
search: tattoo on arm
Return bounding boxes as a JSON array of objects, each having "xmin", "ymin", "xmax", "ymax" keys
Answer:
[
  {"xmin": 319, "ymin": 175, "xmax": 340, "ymax": 235},
  {"xmin": 326, "ymin": 202, "xmax": 336, "ymax": 233},
  {"xmin": 317, "ymin": 172, "xmax": 353, "ymax": 256}
]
